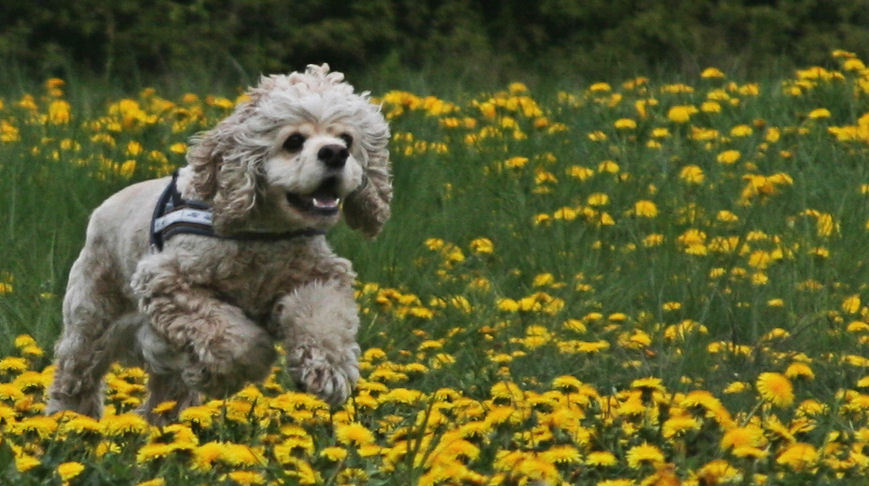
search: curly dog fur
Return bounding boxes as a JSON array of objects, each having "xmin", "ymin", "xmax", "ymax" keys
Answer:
[{"xmin": 46, "ymin": 65, "xmax": 391, "ymax": 423}]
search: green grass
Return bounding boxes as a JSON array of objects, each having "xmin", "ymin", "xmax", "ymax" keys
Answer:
[{"xmin": 1, "ymin": 58, "xmax": 869, "ymax": 484}]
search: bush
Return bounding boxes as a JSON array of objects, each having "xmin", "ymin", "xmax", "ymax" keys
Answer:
[{"xmin": 2, "ymin": 0, "xmax": 869, "ymax": 83}]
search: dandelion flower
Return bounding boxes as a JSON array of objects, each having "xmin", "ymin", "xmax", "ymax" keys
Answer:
[
  {"xmin": 785, "ymin": 362, "xmax": 815, "ymax": 380},
  {"xmin": 662, "ymin": 415, "xmax": 701, "ymax": 439},
  {"xmin": 541, "ymin": 445, "xmax": 581, "ymax": 464},
  {"xmin": 320, "ymin": 446, "xmax": 348, "ymax": 461},
  {"xmin": 808, "ymin": 108, "xmax": 831, "ymax": 119},
  {"xmin": 756, "ymin": 372, "xmax": 795, "ymax": 408},
  {"xmin": 777, "ymin": 442, "xmax": 818, "ymax": 471},
  {"xmin": 730, "ymin": 124, "xmax": 753, "ymax": 137},
  {"xmin": 696, "ymin": 459, "xmax": 742, "ymax": 483},
  {"xmin": 702, "ymin": 67, "xmax": 726, "ymax": 78},
  {"xmin": 614, "ymin": 118, "xmax": 637, "ymax": 129},
  {"xmin": 667, "ymin": 105, "xmax": 697, "ymax": 123},
  {"xmin": 336, "ymin": 422, "xmax": 375, "ymax": 447},
  {"xmin": 721, "ymin": 425, "xmax": 765, "ymax": 451},
  {"xmin": 842, "ymin": 294, "xmax": 861, "ymax": 314},
  {"xmin": 626, "ymin": 442, "xmax": 666, "ymax": 468},
  {"xmin": 634, "ymin": 200, "xmax": 658, "ymax": 217},
  {"xmin": 716, "ymin": 149, "xmax": 741, "ymax": 165},
  {"xmin": 57, "ymin": 462, "xmax": 85, "ymax": 482},
  {"xmin": 469, "ymin": 237, "xmax": 494, "ymax": 254},
  {"xmin": 589, "ymin": 82, "xmax": 612, "ymax": 92},
  {"xmin": 679, "ymin": 165, "xmax": 705, "ymax": 184},
  {"xmin": 227, "ymin": 471, "xmax": 266, "ymax": 485},
  {"xmin": 586, "ymin": 451, "xmax": 618, "ymax": 467},
  {"xmin": 100, "ymin": 412, "xmax": 149, "ymax": 436},
  {"xmin": 134, "ymin": 479, "xmax": 166, "ymax": 486}
]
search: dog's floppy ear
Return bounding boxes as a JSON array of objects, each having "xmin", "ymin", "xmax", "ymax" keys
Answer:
[
  {"xmin": 185, "ymin": 99, "xmax": 261, "ymax": 234},
  {"xmin": 185, "ymin": 128, "xmax": 221, "ymax": 200},
  {"xmin": 343, "ymin": 111, "xmax": 392, "ymax": 238}
]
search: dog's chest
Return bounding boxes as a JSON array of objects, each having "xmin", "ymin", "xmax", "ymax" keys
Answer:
[{"xmin": 180, "ymin": 238, "xmax": 341, "ymax": 317}]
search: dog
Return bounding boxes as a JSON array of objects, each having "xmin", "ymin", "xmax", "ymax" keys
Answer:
[{"xmin": 45, "ymin": 64, "xmax": 391, "ymax": 422}]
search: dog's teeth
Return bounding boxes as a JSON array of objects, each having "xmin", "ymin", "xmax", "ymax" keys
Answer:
[{"xmin": 312, "ymin": 197, "xmax": 339, "ymax": 209}]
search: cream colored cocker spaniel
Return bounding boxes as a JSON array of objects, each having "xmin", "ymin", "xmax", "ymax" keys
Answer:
[{"xmin": 46, "ymin": 65, "xmax": 391, "ymax": 422}]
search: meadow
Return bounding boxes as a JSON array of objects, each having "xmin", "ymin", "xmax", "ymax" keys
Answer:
[{"xmin": 0, "ymin": 51, "xmax": 868, "ymax": 485}]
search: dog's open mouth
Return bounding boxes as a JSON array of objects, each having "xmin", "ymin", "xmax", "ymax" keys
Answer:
[{"xmin": 286, "ymin": 178, "xmax": 341, "ymax": 215}]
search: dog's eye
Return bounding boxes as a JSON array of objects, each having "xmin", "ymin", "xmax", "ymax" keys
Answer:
[
  {"xmin": 339, "ymin": 133, "xmax": 353, "ymax": 148},
  {"xmin": 283, "ymin": 133, "xmax": 306, "ymax": 152}
]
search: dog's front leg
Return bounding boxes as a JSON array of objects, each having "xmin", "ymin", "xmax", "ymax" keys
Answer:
[
  {"xmin": 271, "ymin": 280, "xmax": 361, "ymax": 406},
  {"xmin": 131, "ymin": 254, "xmax": 276, "ymax": 400}
]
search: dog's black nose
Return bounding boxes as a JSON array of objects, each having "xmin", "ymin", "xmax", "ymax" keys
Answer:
[{"xmin": 318, "ymin": 144, "xmax": 349, "ymax": 169}]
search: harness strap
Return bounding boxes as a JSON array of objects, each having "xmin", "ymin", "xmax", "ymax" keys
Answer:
[{"xmin": 150, "ymin": 171, "xmax": 325, "ymax": 251}]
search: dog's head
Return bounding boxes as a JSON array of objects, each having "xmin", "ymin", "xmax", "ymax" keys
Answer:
[{"xmin": 183, "ymin": 64, "xmax": 391, "ymax": 236}]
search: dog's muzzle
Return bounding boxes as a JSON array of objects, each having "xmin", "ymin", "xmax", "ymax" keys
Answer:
[{"xmin": 286, "ymin": 177, "xmax": 342, "ymax": 215}]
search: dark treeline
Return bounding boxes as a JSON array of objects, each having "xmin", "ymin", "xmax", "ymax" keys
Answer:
[{"xmin": 3, "ymin": 0, "xmax": 869, "ymax": 86}]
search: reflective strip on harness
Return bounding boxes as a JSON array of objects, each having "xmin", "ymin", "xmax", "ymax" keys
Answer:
[{"xmin": 152, "ymin": 207, "xmax": 214, "ymax": 233}]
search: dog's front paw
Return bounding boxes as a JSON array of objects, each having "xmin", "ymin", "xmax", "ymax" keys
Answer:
[{"xmin": 287, "ymin": 343, "xmax": 359, "ymax": 406}]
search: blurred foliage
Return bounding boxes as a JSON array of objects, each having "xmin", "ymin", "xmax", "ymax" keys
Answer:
[{"xmin": 2, "ymin": 0, "xmax": 869, "ymax": 85}]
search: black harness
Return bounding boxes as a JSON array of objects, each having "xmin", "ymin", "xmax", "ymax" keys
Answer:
[{"xmin": 149, "ymin": 171, "xmax": 325, "ymax": 251}]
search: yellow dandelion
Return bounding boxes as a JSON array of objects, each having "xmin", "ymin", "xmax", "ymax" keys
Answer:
[
  {"xmin": 626, "ymin": 442, "xmax": 666, "ymax": 468},
  {"xmin": 320, "ymin": 446, "xmax": 348, "ymax": 461},
  {"xmin": 716, "ymin": 149, "xmax": 741, "ymax": 165},
  {"xmin": 136, "ymin": 443, "xmax": 178, "ymax": 464},
  {"xmin": 586, "ymin": 450, "xmax": 618, "ymax": 467},
  {"xmin": 614, "ymin": 118, "xmax": 637, "ymax": 129},
  {"xmin": 842, "ymin": 294, "xmax": 861, "ymax": 314},
  {"xmin": 59, "ymin": 414, "xmax": 101, "ymax": 437},
  {"xmin": 785, "ymin": 362, "xmax": 815, "ymax": 380},
  {"xmin": 11, "ymin": 415, "xmax": 58, "ymax": 439},
  {"xmin": 597, "ymin": 480, "xmax": 633, "ymax": 486},
  {"xmin": 227, "ymin": 470, "xmax": 266, "ymax": 486},
  {"xmin": 777, "ymin": 442, "xmax": 818, "ymax": 471},
  {"xmin": 134, "ymin": 478, "xmax": 166, "ymax": 486},
  {"xmin": 567, "ymin": 165, "xmax": 595, "ymax": 181},
  {"xmin": 662, "ymin": 415, "xmax": 701, "ymax": 439},
  {"xmin": 14, "ymin": 334, "xmax": 38, "ymax": 349},
  {"xmin": 701, "ymin": 67, "xmax": 726, "ymax": 78},
  {"xmin": 589, "ymin": 82, "xmax": 612, "ymax": 92},
  {"xmin": 504, "ymin": 155, "xmax": 529, "ymax": 169},
  {"xmin": 643, "ymin": 233, "xmax": 665, "ymax": 247},
  {"xmin": 808, "ymin": 108, "xmax": 831, "ymax": 119},
  {"xmin": 15, "ymin": 453, "xmax": 41, "ymax": 473},
  {"xmin": 0, "ymin": 356, "xmax": 29, "ymax": 373},
  {"xmin": 667, "ymin": 105, "xmax": 697, "ymax": 123},
  {"xmin": 57, "ymin": 461, "xmax": 85, "ymax": 482},
  {"xmin": 587, "ymin": 192, "xmax": 610, "ymax": 206},
  {"xmin": 633, "ymin": 200, "xmax": 658, "ymax": 218},
  {"xmin": 696, "ymin": 459, "xmax": 742, "ymax": 484},
  {"xmin": 100, "ymin": 412, "xmax": 149, "ymax": 436},
  {"xmin": 730, "ymin": 124, "xmax": 753, "ymax": 137},
  {"xmin": 721, "ymin": 425, "xmax": 765, "ymax": 451},
  {"xmin": 469, "ymin": 237, "xmax": 494, "ymax": 254},
  {"xmin": 541, "ymin": 444, "xmax": 581, "ymax": 464},
  {"xmin": 178, "ymin": 404, "xmax": 216, "ymax": 428},
  {"xmin": 150, "ymin": 400, "xmax": 178, "ymax": 415},
  {"xmin": 336, "ymin": 422, "xmax": 375, "ymax": 447},
  {"xmin": 598, "ymin": 160, "xmax": 620, "ymax": 173},
  {"xmin": 756, "ymin": 372, "xmax": 795, "ymax": 408},
  {"xmin": 723, "ymin": 381, "xmax": 751, "ymax": 394},
  {"xmin": 48, "ymin": 100, "xmax": 72, "ymax": 124}
]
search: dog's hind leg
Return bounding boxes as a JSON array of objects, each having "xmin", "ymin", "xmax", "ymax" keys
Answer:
[
  {"xmin": 46, "ymin": 253, "xmax": 129, "ymax": 418},
  {"xmin": 135, "ymin": 324, "xmax": 201, "ymax": 424}
]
